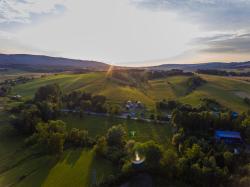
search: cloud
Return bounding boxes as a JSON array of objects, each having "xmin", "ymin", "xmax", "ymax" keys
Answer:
[
  {"xmin": 133, "ymin": 0, "xmax": 250, "ymax": 31},
  {"xmin": 0, "ymin": 0, "xmax": 65, "ymax": 24},
  {"xmin": 1, "ymin": 0, "xmax": 250, "ymax": 65},
  {"xmin": 196, "ymin": 32, "xmax": 250, "ymax": 53}
]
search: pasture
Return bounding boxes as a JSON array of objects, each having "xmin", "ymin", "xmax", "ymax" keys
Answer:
[
  {"xmin": 11, "ymin": 72, "xmax": 250, "ymax": 112},
  {"xmin": 61, "ymin": 114, "xmax": 172, "ymax": 144}
]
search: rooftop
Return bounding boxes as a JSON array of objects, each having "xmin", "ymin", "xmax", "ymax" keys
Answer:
[{"xmin": 215, "ymin": 130, "xmax": 242, "ymax": 139}]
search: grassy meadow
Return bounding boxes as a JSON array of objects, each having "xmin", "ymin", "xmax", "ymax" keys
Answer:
[
  {"xmin": 11, "ymin": 72, "xmax": 250, "ymax": 112},
  {"xmin": 0, "ymin": 117, "xmax": 117, "ymax": 187},
  {"xmin": 0, "ymin": 113, "xmax": 168, "ymax": 187},
  {"xmin": 61, "ymin": 114, "xmax": 171, "ymax": 144}
]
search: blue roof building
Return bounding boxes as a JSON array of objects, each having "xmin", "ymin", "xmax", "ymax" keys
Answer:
[
  {"xmin": 231, "ymin": 112, "xmax": 238, "ymax": 119},
  {"xmin": 215, "ymin": 130, "xmax": 243, "ymax": 144}
]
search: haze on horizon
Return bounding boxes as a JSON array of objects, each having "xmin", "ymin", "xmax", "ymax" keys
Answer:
[{"xmin": 1, "ymin": 0, "xmax": 250, "ymax": 66}]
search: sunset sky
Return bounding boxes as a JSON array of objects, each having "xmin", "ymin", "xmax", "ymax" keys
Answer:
[{"xmin": 1, "ymin": 0, "xmax": 250, "ymax": 66}]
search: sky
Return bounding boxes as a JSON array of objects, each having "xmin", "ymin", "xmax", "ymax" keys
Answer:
[{"xmin": 1, "ymin": 0, "xmax": 250, "ymax": 66}]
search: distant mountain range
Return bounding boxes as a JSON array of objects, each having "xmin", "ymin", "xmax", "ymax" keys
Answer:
[
  {"xmin": 149, "ymin": 61, "xmax": 250, "ymax": 71},
  {"xmin": 0, "ymin": 54, "xmax": 109, "ymax": 72},
  {"xmin": 1, "ymin": 54, "xmax": 250, "ymax": 72}
]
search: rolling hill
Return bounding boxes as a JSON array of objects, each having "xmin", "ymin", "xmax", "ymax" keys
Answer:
[
  {"xmin": 149, "ymin": 61, "xmax": 250, "ymax": 71},
  {"xmin": 11, "ymin": 71, "xmax": 250, "ymax": 112},
  {"xmin": 0, "ymin": 54, "xmax": 109, "ymax": 72},
  {"xmin": 1, "ymin": 54, "xmax": 250, "ymax": 73}
]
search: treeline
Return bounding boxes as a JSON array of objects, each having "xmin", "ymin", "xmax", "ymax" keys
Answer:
[
  {"xmin": 63, "ymin": 91, "xmax": 108, "ymax": 113},
  {"xmin": 25, "ymin": 120, "xmax": 94, "ymax": 154},
  {"xmin": 156, "ymin": 97, "xmax": 225, "ymax": 113},
  {"xmin": 170, "ymin": 110, "xmax": 250, "ymax": 186},
  {"xmin": 0, "ymin": 76, "xmax": 31, "ymax": 97},
  {"xmin": 95, "ymin": 110, "xmax": 250, "ymax": 187},
  {"xmin": 186, "ymin": 76, "xmax": 206, "ymax": 94},
  {"xmin": 10, "ymin": 83, "xmax": 115, "ymax": 135},
  {"xmin": 197, "ymin": 69, "xmax": 250, "ymax": 77},
  {"xmin": 9, "ymin": 83, "xmax": 101, "ymax": 154},
  {"xmin": 108, "ymin": 69, "xmax": 147, "ymax": 87},
  {"xmin": 10, "ymin": 84, "xmax": 62, "ymax": 134},
  {"xmin": 147, "ymin": 69, "xmax": 193, "ymax": 80}
]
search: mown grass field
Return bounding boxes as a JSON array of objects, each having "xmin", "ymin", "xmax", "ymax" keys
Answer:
[
  {"xmin": 61, "ymin": 114, "xmax": 171, "ymax": 144},
  {"xmin": 0, "ymin": 120, "xmax": 117, "ymax": 187},
  {"xmin": 11, "ymin": 72, "xmax": 250, "ymax": 112}
]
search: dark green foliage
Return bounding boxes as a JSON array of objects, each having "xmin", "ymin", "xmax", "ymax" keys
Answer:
[
  {"xmin": 240, "ymin": 116, "xmax": 250, "ymax": 144},
  {"xmin": 0, "ymin": 85, "xmax": 11, "ymax": 96},
  {"xmin": 197, "ymin": 69, "xmax": 250, "ymax": 77},
  {"xmin": 67, "ymin": 128, "xmax": 92, "ymax": 147},
  {"xmin": 244, "ymin": 97, "xmax": 250, "ymax": 105},
  {"xmin": 63, "ymin": 91, "xmax": 107, "ymax": 113},
  {"xmin": 156, "ymin": 99, "xmax": 180, "ymax": 111},
  {"xmin": 161, "ymin": 149, "xmax": 178, "ymax": 178},
  {"xmin": 0, "ymin": 76, "xmax": 31, "ymax": 96},
  {"xmin": 171, "ymin": 109, "xmax": 236, "ymax": 133},
  {"xmin": 11, "ymin": 84, "xmax": 63, "ymax": 134},
  {"xmin": 34, "ymin": 83, "xmax": 62, "ymax": 103},
  {"xmin": 106, "ymin": 125, "xmax": 126, "ymax": 148},
  {"xmin": 135, "ymin": 141, "xmax": 163, "ymax": 170},
  {"xmin": 94, "ymin": 125, "xmax": 127, "ymax": 164},
  {"xmin": 147, "ymin": 69, "xmax": 193, "ymax": 80},
  {"xmin": 36, "ymin": 101, "xmax": 60, "ymax": 121},
  {"xmin": 186, "ymin": 75, "xmax": 206, "ymax": 94},
  {"xmin": 95, "ymin": 136, "xmax": 108, "ymax": 157},
  {"xmin": 200, "ymin": 98, "xmax": 226, "ymax": 112},
  {"xmin": 10, "ymin": 104, "xmax": 41, "ymax": 135},
  {"xmin": 177, "ymin": 144, "xmax": 228, "ymax": 186},
  {"xmin": 27, "ymin": 120, "xmax": 66, "ymax": 154}
]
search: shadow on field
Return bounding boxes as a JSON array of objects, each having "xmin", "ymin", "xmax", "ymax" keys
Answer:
[{"xmin": 65, "ymin": 148, "xmax": 83, "ymax": 167}]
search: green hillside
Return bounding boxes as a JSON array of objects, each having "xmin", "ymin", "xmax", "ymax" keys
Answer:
[{"xmin": 11, "ymin": 72, "xmax": 250, "ymax": 112}]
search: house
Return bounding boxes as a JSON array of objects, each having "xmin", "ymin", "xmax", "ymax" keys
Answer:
[
  {"xmin": 231, "ymin": 112, "xmax": 238, "ymax": 119},
  {"xmin": 11, "ymin": 95, "xmax": 22, "ymax": 100},
  {"xmin": 215, "ymin": 130, "xmax": 243, "ymax": 145}
]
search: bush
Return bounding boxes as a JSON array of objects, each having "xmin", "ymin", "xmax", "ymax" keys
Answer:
[
  {"xmin": 106, "ymin": 125, "xmax": 126, "ymax": 148},
  {"xmin": 27, "ymin": 120, "xmax": 66, "ymax": 154},
  {"xmin": 67, "ymin": 128, "xmax": 91, "ymax": 147}
]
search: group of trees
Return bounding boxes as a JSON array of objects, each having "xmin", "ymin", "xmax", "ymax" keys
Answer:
[
  {"xmin": 0, "ymin": 85, "xmax": 11, "ymax": 97},
  {"xmin": 25, "ymin": 120, "xmax": 93, "ymax": 154},
  {"xmin": 186, "ymin": 75, "xmax": 206, "ymax": 94},
  {"xmin": 10, "ymin": 84, "xmax": 62, "ymax": 134},
  {"xmin": 109, "ymin": 69, "xmax": 147, "ymax": 87},
  {"xmin": 197, "ymin": 69, "xmax": 250, "ymax": 77},
  {"xmin": 171, "ymin": 109, "xmax": 244, "ymax": 134},
  {"xmin": 0, "ymin": 76, "xmax": 31, "ymax": 97},
  {"xmin": 147, "ymin": 69, "xmax": 193, "ymax": 80},
  {"xmin": 244, "ymin": 97, "xmax": 250, "ymax": 106},
  {"xmin": 95, "ymin": 125, "xmax": 127, "ymax": 163},
  {"xmin": 10, "ymin": 83, "xmax": 96, "ymax": 154},
  {"xmin": 156, "ymin": 98, "xmax": 223, "ymax": 116},
  {"xmin": 169, "ymin": 109, "xmax": 250, "ymax": 186},
  {"xmin": 26, "ymin": 120, "xmax": 67, "ymax": 154},
  {"xmin": 62, "ymin": 91, "xmax": 107, "ymax": 113}
]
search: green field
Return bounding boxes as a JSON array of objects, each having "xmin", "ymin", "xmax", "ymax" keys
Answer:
[
  {"xmin": 61, "ymin": 114, "xmax": 171, "ymax": 144},
  {"xmin": 11, "ymin": 72, "xmax": 250, "ymax": 112},
  {"xmin": 2, "ymin": 71, "xmax": 250, "ymax": 186},
  {"xmin": 0, "ymin": 112, "xmax": 170, "ymax": 187},
  {"xmin": 0, "ymin": 121, "xmax": 117, "ymax": 187}
]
